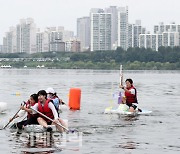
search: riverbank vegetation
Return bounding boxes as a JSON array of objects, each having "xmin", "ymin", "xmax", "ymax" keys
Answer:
[{"xmin": 0, "ymin": 46, "xmax": 180, "ymax": 70}]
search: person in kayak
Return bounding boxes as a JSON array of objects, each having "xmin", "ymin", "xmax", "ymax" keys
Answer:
[
  {"xmin": 46, "ymin": 87, "xmax": 66, "ymax": 113},
  {"xmin": 31, "ymin": 90, "xmax": 66, "ymax": 132},
  {"xmin": 10, "ymin": 93, "xmax": 39, "ymax": 129},
  {"xmin": 119, "ymin": 78, "xmax": 139, "ymax": 112}
]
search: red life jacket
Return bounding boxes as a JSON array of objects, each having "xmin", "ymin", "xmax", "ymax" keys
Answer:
[
  {"xmin": 38, "ymin": 99, "xmax": 54, "ymax": 122},
  {"xmin": 125, "ymin": 86, "xmax": 138, "ymax": 105},
  {"xmin": 25, "ymin": 100, "xmax": 37, "ymax": 119}
]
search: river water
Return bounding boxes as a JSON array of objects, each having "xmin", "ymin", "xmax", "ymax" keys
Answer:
[{"xmin": 0, "ymin": 69, "xmax": 180, "ymax": 154}]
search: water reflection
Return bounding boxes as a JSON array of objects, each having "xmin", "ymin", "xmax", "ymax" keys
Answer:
[
  {"xmin": 9, "ymin": 131, "xmax": 82, "ymax": 153},
  {"xmin": 1, "ymin": 69, "xmax": 180, "ymax": 154}
]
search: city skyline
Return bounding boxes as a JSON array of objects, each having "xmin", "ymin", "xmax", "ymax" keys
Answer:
[{"xmin": 0, "ymin": 0, "xmax": 180, "ymax": 44}]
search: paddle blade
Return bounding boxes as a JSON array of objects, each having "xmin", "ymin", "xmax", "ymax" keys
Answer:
[{"xmin": 118, "ymin": 92, "xmax": 122, "ymax": 104}]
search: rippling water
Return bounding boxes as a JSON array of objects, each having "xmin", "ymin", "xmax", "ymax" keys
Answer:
[{"xmin": 0, "ymin": 69, "xmax": 180, "ymax": 154}]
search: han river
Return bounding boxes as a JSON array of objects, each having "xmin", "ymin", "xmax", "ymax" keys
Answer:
[{"xmin": 0, "ymin": 69, "xmax": 180, "ymax": 154}]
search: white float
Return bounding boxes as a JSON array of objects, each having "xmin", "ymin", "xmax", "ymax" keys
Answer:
[
  {"xmin": 0, "ymin": 102, "xmax": 7, "ymax": 113},
  {"xmin": 104, "ymin": 107, "xmax": 152, "ymax": 115}
]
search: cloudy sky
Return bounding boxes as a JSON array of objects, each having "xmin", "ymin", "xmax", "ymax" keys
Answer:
[{"xmin": 0, "ymin": 0, "xmax": 179, "ymax": 44}]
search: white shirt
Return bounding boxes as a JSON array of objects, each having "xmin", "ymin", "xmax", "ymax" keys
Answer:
[
  {"xmin": 17, "ymin": 110, "xmax": 26, "ymax": 117},
  {"xmin": 31, "ymin": 102, "xmax": 58, "ymax": 120},
  {"xmin": 129, "ymin": 88, "xmax": 135, "ymax": 95}
]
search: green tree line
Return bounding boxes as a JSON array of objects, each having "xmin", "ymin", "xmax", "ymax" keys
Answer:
[
  {"xmin": 0, "ymin": 47, "xmax": 180, "ymax": 70},
  {"xmin": 70, "ymin": 46, "xmax": 180, "ymax": 63}
]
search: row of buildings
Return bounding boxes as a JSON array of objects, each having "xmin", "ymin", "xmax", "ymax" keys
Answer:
[
  {"xmin": 78, "ymin": 6, "xmax": 180, "ymax": 51},
  {"xmin": 1, "ymin": 18, "xmax": 80, "ymax": 54},
  {"xmin": 1, "ymin": 6, "xmax": 180, "ymax": 54}
]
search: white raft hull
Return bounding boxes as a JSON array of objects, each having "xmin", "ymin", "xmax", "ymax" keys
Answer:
[
  {"xmin": 24, "ymin": 125, "xmax": 58, "ymax": 133},
  {"xmin": 10, "ymin": 119, "xmax": 68, "ymax": 133},
  {"xmin": 104, "ymin": 108, "xmax": 152, "ymax": 115}
]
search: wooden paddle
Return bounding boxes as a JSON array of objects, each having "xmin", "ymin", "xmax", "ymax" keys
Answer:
[
  {"xmin": 30, "ymin": 107, "xmax": 69, "ymax": 132},
  {"xmin": 3, "ymin": 101, "xmax": 26, "ymax": 129}
]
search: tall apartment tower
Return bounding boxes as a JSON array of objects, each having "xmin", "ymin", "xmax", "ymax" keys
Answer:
[
  {"xmin": 105, "ymin": 6, "xmax": 118, "ymax": 49},
  {"xmin": 139, "ymin": 32, "xmax": 179, "ymax": 51},
  {"xmin": 128, "ymin": 20, "xmax": 145, "ymax": 48},
  {"xmin": 90, "ymin": 8, "xmax": 111, "ymax": 51},
  {"xmin": 117, "ymin": 6, "xmax": 129, "ymax": 50},
  {"xmin": 16, "ymin": 18, "xmax": 37, "ymax": 53},
  {"xmin": 77, "ymin": 17, "xmax": 90, "ymax": 51},
  {"xmin": 154, "ymin": 22, "xmax": 180, "ymax": 46},
  {"xmin": 36, "ymin": 31, "xmax": 49, "ymax": 52},
  {"xmin": 0, "ymin": 45, "xmax": 3, "ymax": 53},
  {"xmin": 49, "ymin": 31, "xmax": 65, "ymax": 52},
  {"xmin": 162, "ymin": 32, "xmax": 179, "ymax": 47},
  {"xmin": 45, "ymin": 27, "xmax": 66, "ymax": 52},
  {"xmin": 3, "ymin": 27, "xmax": 16, "ymax": 53}
]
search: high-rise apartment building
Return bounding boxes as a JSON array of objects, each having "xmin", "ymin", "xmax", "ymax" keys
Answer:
[
  {"xmin": 154, "ymin": 22, "xmax": 180, "ymax": 46},
  {"xmin": 90, "ymin": 8, "xmax": 111, "ymax": 51},
  {"xmin": 0, "ymin": 45, "xmax": 3, "ymax": 53},
  {"xmin": 162, "ymin": 32, "xmax": 179, "ymax": 47},
  {"xmin": 16, "ymin": 18, "xmax": 37, "ymax": 53},
  {"xmin": 128, "ymin": 20, "xmax": 145, "ymax": 49},
  {"xmin": 45, "ymin": 27, "xmax": 64, "ymax": 52},
  {"xmin": 77, "ymin": 17, "xmax": 90, "ymax": 51},
  {"xmin": 3, "ymin": 27, "xmax": 16, "ymax": 53},
  {"xmin": 105, "ymin": 6, "xmax": 118, "ymax": 49},
  {"xmin": 139, "ymin": 33, "xmax": 174, "ymax": 51},
  {"xmin": 49, "ymin": 31, "xmax": 65, "ymax": 52},
  {"xmin": 36, "ymin": 31, "xmax": 49, "ymax": 52},
  {"xmin": 139, "ymin": 34, "xmax": 151, "ymax": 49},
  {"xmin": 117, "ymin": 6, "xmax": 129, "ymax": 50}
]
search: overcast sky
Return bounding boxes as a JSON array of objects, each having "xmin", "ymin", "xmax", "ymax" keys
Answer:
[{"xmin": 0, "ymin": 0, "xmax": 179, "ymax": 44}]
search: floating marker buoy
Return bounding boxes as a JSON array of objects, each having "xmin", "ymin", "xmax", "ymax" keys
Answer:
[{"xmin": 68, "ymin": 88, "xmax": 81, "ymax": 110}]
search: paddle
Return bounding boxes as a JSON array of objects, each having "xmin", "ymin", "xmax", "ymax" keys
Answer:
[
  {"xmin": 105, "ymin": 64, "xmax": 123, "ymax": 110},
  {"xmin": 30, "ymin": 107, "xmax": 69, "ymax": 132},
  {"xmin": 118, "ymin": 65, "xmax": 123, "ymax": 104},
  {"xmin": 119, "ymin": 65, "xmax": 123, "ymax": 86},
  {"xmin": 3, "ymin": 101, "xmax": 26, "ymax": 129}
]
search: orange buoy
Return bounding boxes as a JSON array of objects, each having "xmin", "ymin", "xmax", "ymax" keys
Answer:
[{"xmin": 68, "ymin": 88, "xmax": 81, "ymax": 110}]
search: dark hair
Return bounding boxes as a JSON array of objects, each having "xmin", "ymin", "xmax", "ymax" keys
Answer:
[
  {"xmin": 37, "ymin": 90, "xmax": 47, "ymax": 99},
  {"xmin": 30, "ymin": 93, "xmax": 38, "ymax": 103},
  {"xmin": 53, "ymin": 92, "xmax": 57, "ymax": 97},
  {"xmin": 125, "ymin": 78, "xmax": 133, "ymax": 84}
]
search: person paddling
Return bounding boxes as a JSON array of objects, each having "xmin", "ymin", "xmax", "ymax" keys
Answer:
[
  {"xmin": 10, "ymin": 94, "xmax": 38, "ymax": 129},
  {"xmin": 119, "ymin": 78, "xmax": 140, "ymax": 112},
  {"xmin": 46, "ymin": 87, "xmax": 65, "ymax": 113},
  {"xmin": 31, "ymin": 90, "xmax": 66, "ymax": 132}
]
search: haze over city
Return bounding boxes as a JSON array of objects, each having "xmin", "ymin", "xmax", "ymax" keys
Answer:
[{"xmin": 0, "ymin": 0, "xmax": 180, "ymax": 44}]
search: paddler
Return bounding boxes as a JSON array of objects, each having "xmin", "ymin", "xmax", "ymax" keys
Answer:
[
  {"xmin": 10, "ymin": 94, "xmax": 38, "ymax": 129},
  {"xmin": 119, "ymin": 78, "xmax": 140, "ymax": 112},
  {"xmin": 31, "ymin": 90, "xmax": 66, "ymax": 132}
]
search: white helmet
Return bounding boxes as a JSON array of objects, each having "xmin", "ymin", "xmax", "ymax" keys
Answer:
[{"xmin": 46, "ymin": 87, "xmax": 55, "ymax": 94}]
